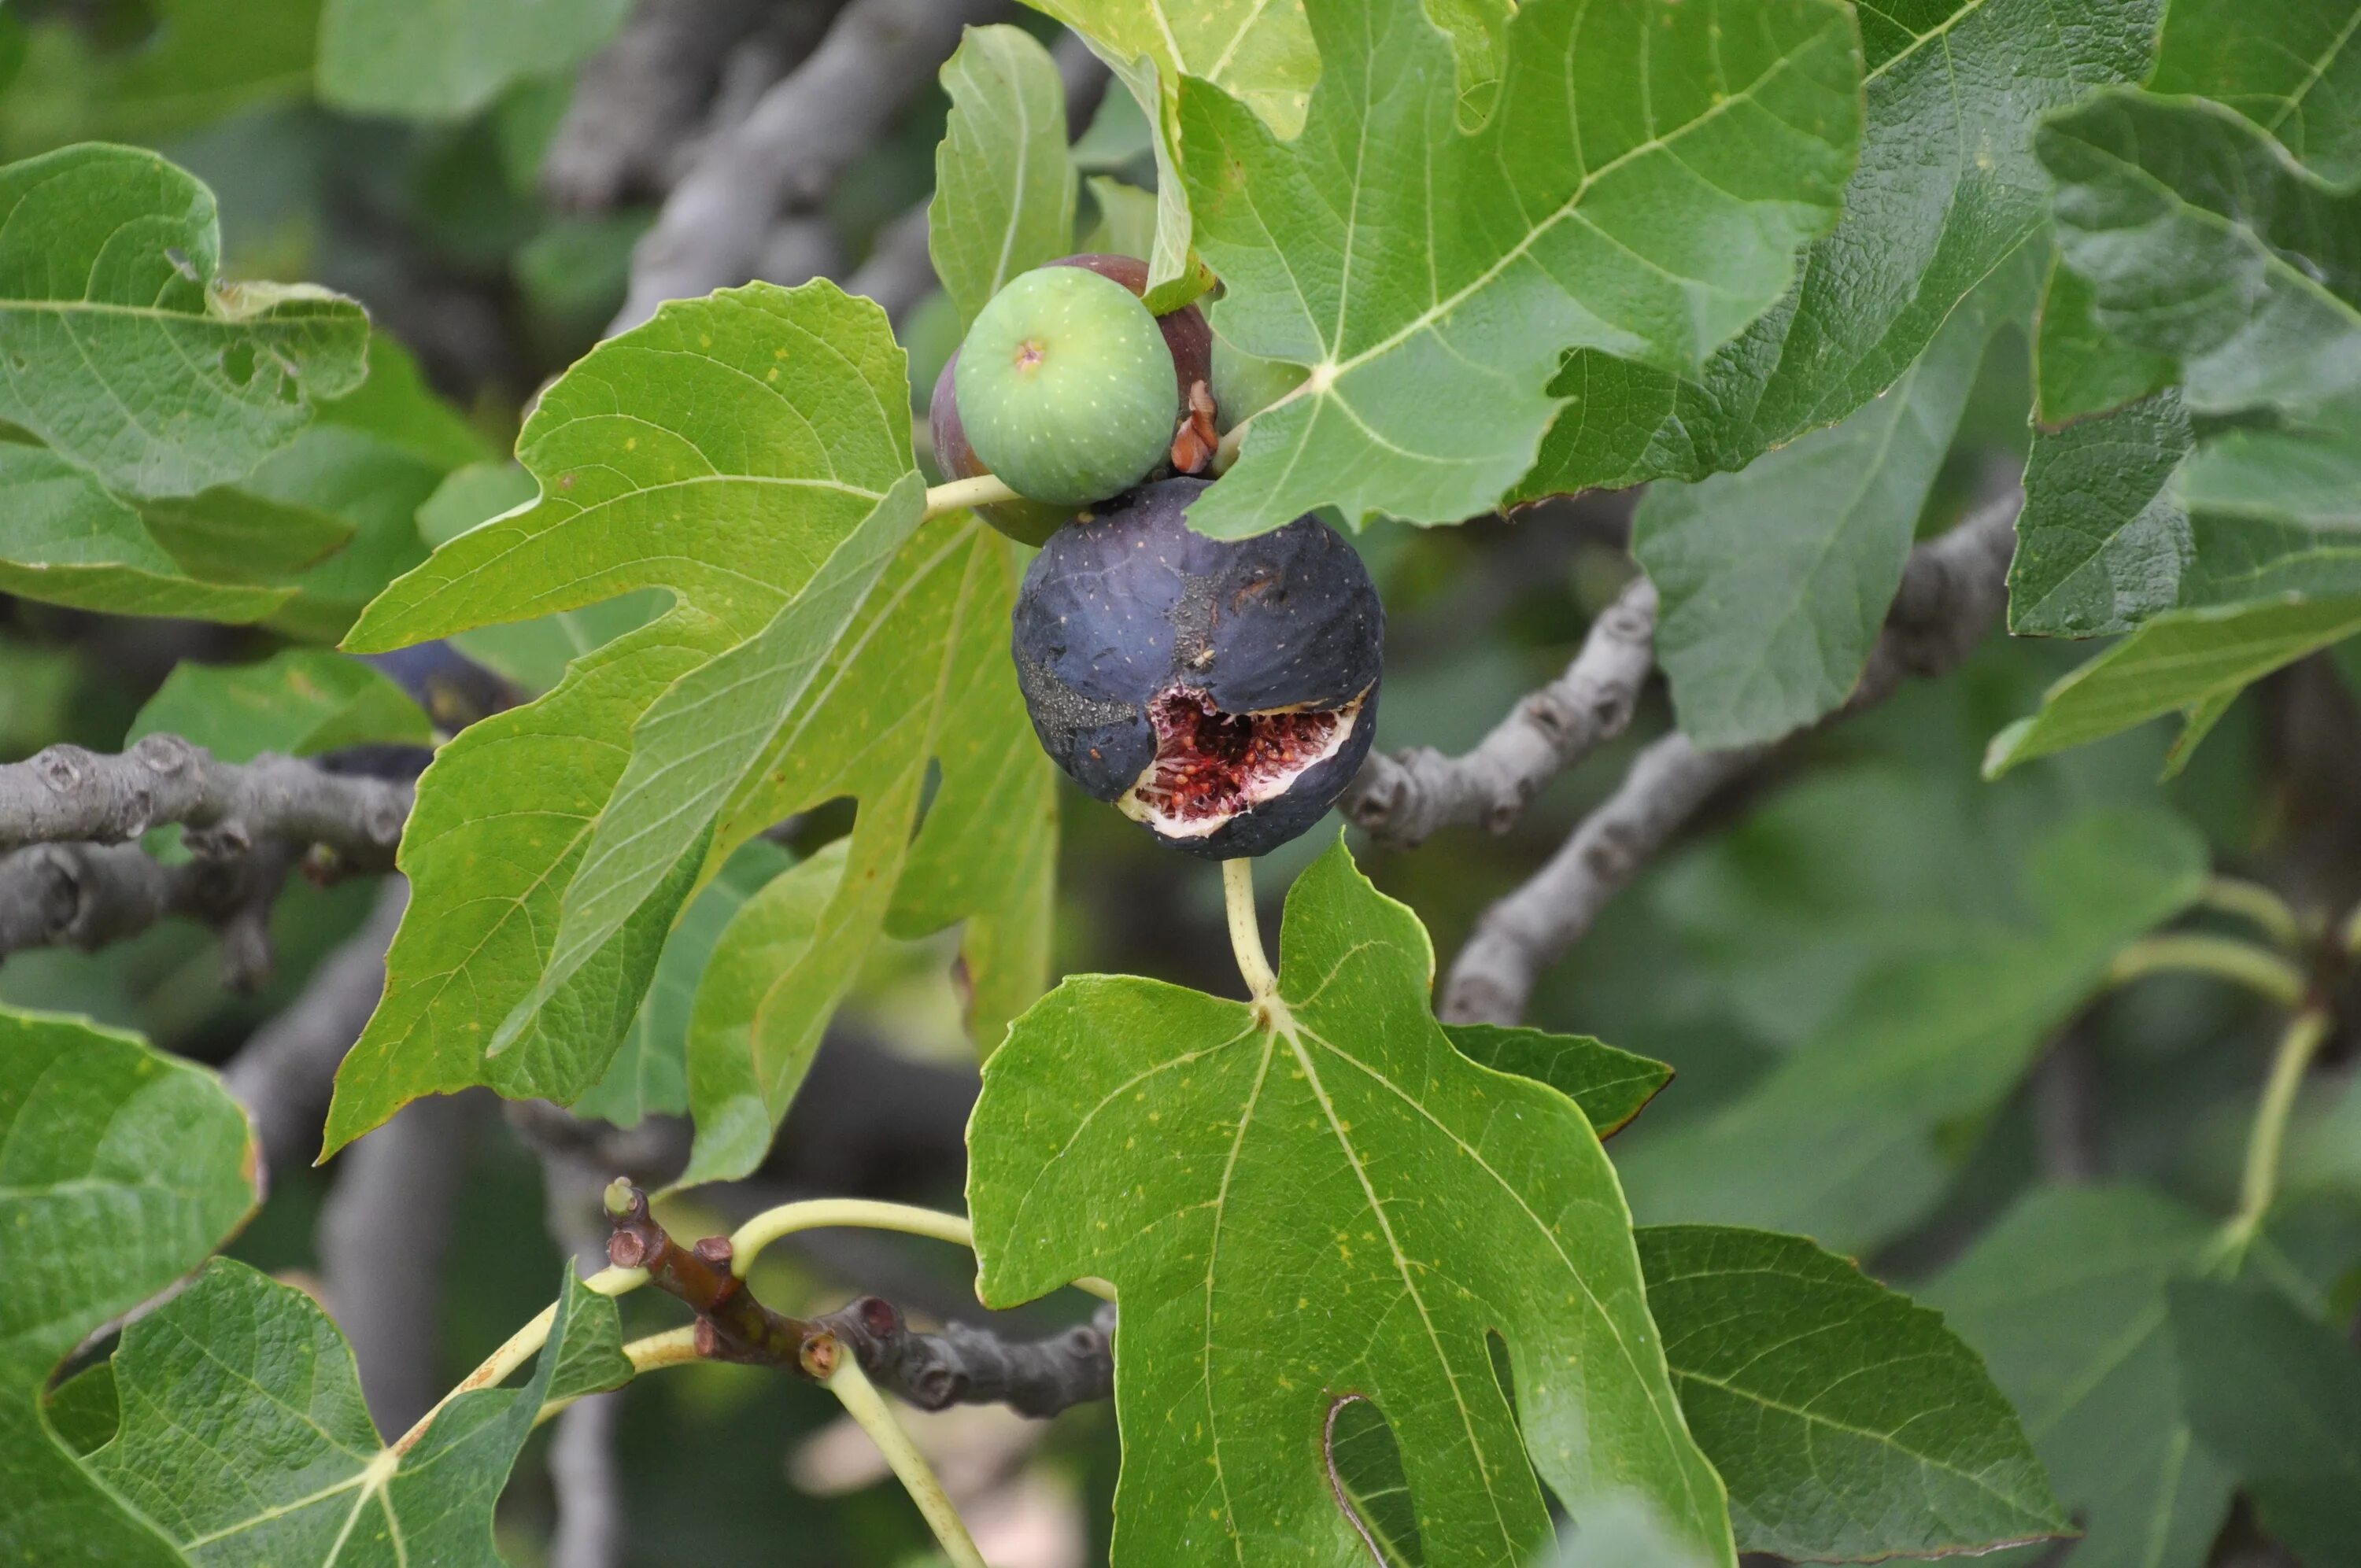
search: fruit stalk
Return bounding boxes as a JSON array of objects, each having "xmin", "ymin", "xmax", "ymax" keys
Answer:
[
  {"xmin": 923, "ymin": 472, "xmax": 1025, "ymax": 521},
  {"xmin": 820, "ymin": 1346, "xmax": 992, "ymax": 1568},
  {"xmin": 1224, "ymin": 857, "xmax": 1277, "ymax": 999}
]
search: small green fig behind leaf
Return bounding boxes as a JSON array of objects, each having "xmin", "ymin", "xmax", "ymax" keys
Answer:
[
  {"xmin": 954, "ymin": 264, "xmax": 1177, "ymax": 507},
  {"xmin": 1210, "ymin": 334, "xmax": 1309, "ymax": 434}
]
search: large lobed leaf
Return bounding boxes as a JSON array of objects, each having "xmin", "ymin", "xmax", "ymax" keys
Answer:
[
  {"xmin": 1638, "ymin": 1226, "xmax": 2067, "ymax": 1561},
  {"xmin": 323, "ymin": 280, "xmax": 914, "ymax": 1155},
  {"xmin": 2041, "ymin": 90, "xmax": 2361, "ymax": 418},
  {"xmin": 1927, "ymin": 1187, "xmax": 2236, "ymax": 1568},
  {"xmin": 84, "ymin": 1260, "xmax": 626, "ymax": 1566},
  {"xmin": 1619, "ymin": 808, "xmax": 2208, "ymax": 1254},
  {"xmin": 1, "ymin": 1009, "xmax": 630, "ymax": 1562},
  {"xmin": 0, "ymin": 1008, "xmax": 257, "ymax": 1563},
  {"xmin": 326, "ymin": 280, "xmax": 1055, "ymax": 1170},
  {"xmin": 971, "ymin": 836, "xmax": 1736, "ymax": 1568},
  {"xmin": 1179, "ymin": 0, "xmax": 1864, "ymax": 538},
  {"xmin": 1633, "ymin": 250, "xmax": 2035, "ymax": 749},
  {"xmin": 0, "ymin": 144, "xmax": 368, "ymax": 500},
  {"xmin": 1520, "ymin": 0, "xmax": 2162, "ymax": 500},
  {"xmin": 930, "ymin": 25, "xmax": 1079, "ymax": 332}
]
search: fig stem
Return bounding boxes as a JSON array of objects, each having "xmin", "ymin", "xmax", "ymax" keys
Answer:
[
  {"xmin": 825, "ymin": 1350, "xmax": 992, "ymax": 1568},
  {"xmin": 529, "ymin": 1326, "xmax": 702, "ymax": 1432},
  {"xmin": 1223, "ymin": 857, "xmax": 1277, "ymax": 999},
  {"xmin": 726, "ymin": 1197, "xmax": 1118, "ymax": 1300},
  {"xmin": 2219, "ymin": 1003, "xmax": 2333, "ymax": 1262},
  {"xmin": 923, "ymin": 472, "xmax": 1025, "ymax": 520}
]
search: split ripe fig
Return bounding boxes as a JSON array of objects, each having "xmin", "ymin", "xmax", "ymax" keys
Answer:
[
  {"xmin": 954, "ymin": 265, "xmax": 1176, "ymax": 508},
  {"xmin": 1011, "ymin": 477, "xmax": 1383, "ymax": 858}
]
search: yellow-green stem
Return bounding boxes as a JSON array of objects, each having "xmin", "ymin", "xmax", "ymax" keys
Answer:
[
  {"xmin": 532, "ymin": 1326, "xmax": 704, "ymax": 1431},
  {"xmin": 2196, "ymin": 876, "xmax": 2303, "ymax": 949},
  {"xmin": 729, "ymin": 1199, "xmax": 977, "ymax": 1278},
  {"xmin": 392, "ymin": 1264, "xmax": 647, "ymax": 1455},
  {"xmin": 2342, "ymin": 898, "xmax": 2361, "ymax": 957},
  {"xmin": 726, "ymin": 1197, "xmax": 1116, "ymax": 1301},
  {"xmin": 923, "ymin": 473, "xmax": 1022, "ymax": 520},
  {"xmin": 2221, "ymin": 1006, "xmax": 2334, "ymax": 1257},
  {"xmin": 826, "ymin": 1352, "xmax": 991, "ymax": 1568},
  {"xmin": 2107, "ymin": 933, "xmax": 2307, "ymax": 1008},
  {"xmin": 1223, "ymin": 858, "xmax": 1277, "ymax": 999}
]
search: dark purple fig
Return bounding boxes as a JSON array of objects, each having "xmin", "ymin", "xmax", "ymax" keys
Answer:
[{"xmin": 1011, "ymin": 477, "xmax": 1383, "ymax": 858}]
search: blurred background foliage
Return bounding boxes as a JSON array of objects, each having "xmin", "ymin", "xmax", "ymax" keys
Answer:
[{"xmin": 1, "ymin": 2, "xmax": 2355, "ymax": 1563}]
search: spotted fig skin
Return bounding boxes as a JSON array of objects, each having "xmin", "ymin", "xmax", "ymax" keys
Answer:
[
  {"xmin": 956, "ymin": 266, "xmax": 1176, "ymax": 507},
  {"xmin": 929, "ymin": 352, "xmax": 1074, "ymax": 547},
  {"xmin": 928, "ymin": 254, "xmax": 1214, "ymax": 542},
  {"xmin": 1011, "ymin": 477, "xmax": 1384, "ymax": 858},
  {"xmin": 1055, "ymin": 253, "xmax": 1214, "ymax": 403}
]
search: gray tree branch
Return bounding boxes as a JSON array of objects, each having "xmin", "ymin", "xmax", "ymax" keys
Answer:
[
  {"xmin": 611, "ymin": 0, "xmax": 1007, "ymax": 332},
  {"xmin": 1343, "ymin": 575, "xmax": 1659, "ymax": 847},
  {"xmin": 541, "ymin": 0, "xmax": 781, "ymax": 210},
  {"xmin": 1443, "ymin": 487, "xmax": 2023, "ymax": 1025},
  {"xmin": 818, "ymin": 1295, "xmax": 1118, "ymax": 1419},
  {"xmin": 322, "ymin": 1092, "xmax": 486, "ymax": 1437},
  {"xmin": 0, "ymin": 738, "xmax": 411, "ymax": 979},
  {"xmin": 225, "ymin": 879, "xmax": 408, "ymax": 1179},
  {"xmin": 0, "ymin": 836, "xmax": 302, "ymax": 987},
  {"xmin": 0, "ymin": 736, "xmax": 409, "ymax": 863}
]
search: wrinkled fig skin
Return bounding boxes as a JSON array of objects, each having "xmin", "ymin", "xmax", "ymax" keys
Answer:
[{"xmin": 1011, "ymin": 478, "xmax": 1384, "ymax": 859}]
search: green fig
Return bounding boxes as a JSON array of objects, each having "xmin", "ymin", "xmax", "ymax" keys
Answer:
[
  {"xmin": 954, "ymin": 265, "xmax": 1177, "ymax": 508},
  {"xmin": 1210, "ymin": 334, "xmax": 1310, "ymax": 434}
]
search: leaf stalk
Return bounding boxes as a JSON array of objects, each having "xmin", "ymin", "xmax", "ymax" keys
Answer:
[
  {"xmin": 2105, "ymin": 933, "xmax": 2307, "ymax": 1008},
  {"xmin": 392, "ymin": 1263, "xmax": 648, "ymax": 1455},
  {"xmin": 2195, "ymin": 876, "xmax": 2303, "ymax": 949},
  {"xmin": 820, "ymin": 1344, "xmax": 992, "ymax": 1568},
  {"xmin": 724, "ymin": 1194, "xmax": 1116, "ymax": 1301},
  {"xmin": 2220, "ymin": 1005, "xmax": 2335, "ymax": 1258}
]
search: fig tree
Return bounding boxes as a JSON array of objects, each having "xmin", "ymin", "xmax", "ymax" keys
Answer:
[
  {"xmin": 1011, "ymin": 477, "xmax": 1382, "ymax": 858},
  {"xmin": 954, "ymin": 264, "xmax": 1177, "ymax": 508}
]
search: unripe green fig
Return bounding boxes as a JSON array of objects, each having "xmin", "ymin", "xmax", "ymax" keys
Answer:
[
  {"xmin": 953, "ymin": 265, "xmax": 1177, "ymax": 508},
  {"xmin": 928, "ymin": 352, "xmax": 1076, "ymax": 547},
  {"xmin": 1210, "ymin": 335, "xmax": 1310, "ymax": 434}
]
